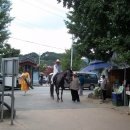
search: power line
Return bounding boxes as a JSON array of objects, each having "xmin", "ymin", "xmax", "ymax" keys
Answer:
[
  {"xmin": 28, "ymin": 0, "xmax": 66, "ymax": 14},
  {"xmin": 34, "ymin": 0, "xmax": 66, "ymax": 13},
  {"xmin": 18, "ymin": 0, "xmax": 66, "ymax": 19},
  {"xmin": 13, "ymin": 16, "xmax": 65, "ymax": 29},
  {"xmin": 13, "ymin": 18, "xmax": 43, "ymax": 28},
  {"xmin": 9, "ymin": 37, "xmax": 65, "ymax": 50},
  {"xmin": 10, "ymin": 1, "xmax": 67, "ymax": 29}
]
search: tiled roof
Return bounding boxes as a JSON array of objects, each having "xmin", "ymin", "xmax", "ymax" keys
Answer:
[{"xmin": 19, "ymin": 53, "xmax": 38, "ymax": 64}]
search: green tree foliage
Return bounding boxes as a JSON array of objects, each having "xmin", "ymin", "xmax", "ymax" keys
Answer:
[
  {"xmin": 41, "ymin": 52, "xmax": 64, "ymax": 66},
  {"xmin": 22, "ymin": 52, "xmax": 64, "ymax": 67},
  {"xmin": 57, "ymin": 0, "xmax": 130, "ymax": 64},
  {"xmin": 0, "ymin": 0, "xmax": 20, "ymax": 58},
  {"xmin": 57, "ymin": 0, "xmax": 79, "ymax": 8},
  {"xmin": 61, "ymin": 48, "xmax": 86, "ymax": 71},
  {"xmin": 2, "ymin": 43, "xmax": 20, "ymax": 57},
  {"xmin": 61, "ymin": 49, "xmax": 71, "ymax": 70}
]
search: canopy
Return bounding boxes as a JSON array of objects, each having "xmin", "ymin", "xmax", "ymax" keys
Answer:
[{"xmin": 80, "ymin": 62, "xmax": 112, "ymax": 72}]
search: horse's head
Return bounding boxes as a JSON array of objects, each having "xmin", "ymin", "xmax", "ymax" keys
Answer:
[{"xmin": 64, "ymin": 69, "xmax": 73, "ymax": 83}]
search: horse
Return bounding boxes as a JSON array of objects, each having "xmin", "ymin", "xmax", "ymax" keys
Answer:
[{"xmin": 49, "ymin": 69, "xmax": 73, "ymax": 102}]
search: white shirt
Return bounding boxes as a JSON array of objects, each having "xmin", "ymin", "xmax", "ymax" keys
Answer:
[
  {"xmin": 53, "ymin": 64, "xmax": 62, "ymax": 75},
  {"xmin": 101, "ymin": 78, "xmax": 107, "ymax": 90},
  {"xmin": 51, "ymin": 63, "xmax": 62, "ymax": 83}
]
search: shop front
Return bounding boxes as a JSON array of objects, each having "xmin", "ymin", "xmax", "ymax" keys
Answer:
[{"xmin": 19, "ymin": 56, "xmax": 39, "ymax": 86}]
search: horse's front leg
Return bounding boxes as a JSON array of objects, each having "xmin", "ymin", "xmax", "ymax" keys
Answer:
[
  {"xmin": 60, "ymin": 88, "xmax": 63, "ymax": 102},
  {"xmin": 50, "ymin": 84, "xmax": 54, "ymax": 100},
  {"xmin": 55, "ymin": 87, "xmax": 60, "ymax": 102}
]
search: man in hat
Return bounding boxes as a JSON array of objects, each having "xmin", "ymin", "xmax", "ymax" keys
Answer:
[
  {"xmin": 70, "ymin": 72, "xmax": 80, "ymax": 102},
  {"xmin": 51, "ymin": 59, "xmax": 62, "ymax": 84}
]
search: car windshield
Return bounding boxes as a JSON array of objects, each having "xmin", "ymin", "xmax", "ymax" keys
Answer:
[{"xmin": 89, "ymin": 74, "xmax": 97, "ymax": 79}]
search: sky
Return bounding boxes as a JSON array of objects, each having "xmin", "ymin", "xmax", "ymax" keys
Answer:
[{"xmin": 8, "ymin": 0, "xmax": 72, "ymax": 55}]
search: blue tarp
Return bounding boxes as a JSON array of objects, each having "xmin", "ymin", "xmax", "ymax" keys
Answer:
[{"xmin": 80, "ymin": 62, "xmax": 112, "ymax": 72}]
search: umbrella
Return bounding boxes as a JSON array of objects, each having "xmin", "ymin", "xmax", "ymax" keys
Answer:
[
  {"xmin": 80, "ymin": 62, "xmax": 112, "ymax": 72},
  {"xmin": 89, "ymin": 60, "xmax": 103, "ymax": 64}
]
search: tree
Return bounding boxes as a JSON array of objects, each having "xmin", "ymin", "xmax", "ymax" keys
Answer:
[
  {"xmin": 0, "ymin": 0, "xmax": 20, "ymax": 58},
  {"xmin": 41, "ymin": 52, "xmax": 64, "ymax": 66},
  {"xmin": 57, "ymin": 0, "xmax": 130, "ymax": 64},
  {"xmin": 61, "ymin": 48, "xmax": 86, "ymax": 71},
  {"xmin": 2, "ymin": 44, "xmax": 20, "ymax": 57},
  {"xmin": 57, "ymin": 0, "xmax": 79, "ymax": 8}
]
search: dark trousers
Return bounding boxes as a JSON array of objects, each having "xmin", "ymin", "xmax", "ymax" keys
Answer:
[
  {"xmin": 79, "ymin": 85, "xmax": 83, "ymax": 96},
  {"xmin": 102, "ymin": 89, "xmax": 107, "ymax": 100},
  {"xmin": 71, "ymin": 89, "xmax": 80, "ymax": 102}
]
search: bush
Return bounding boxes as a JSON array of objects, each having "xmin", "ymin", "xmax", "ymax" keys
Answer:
[{"xmin": 94, "ymin": 87, "xmax": 101, "ymax": 97}]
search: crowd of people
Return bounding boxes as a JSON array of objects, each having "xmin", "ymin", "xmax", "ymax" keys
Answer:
[
  {"xmin": 17, "ymin": 59, "xmax": 108, "ymax": 104},
  {"xmin": 17, "ymin": 59, "xmax": 84, "ymax": 102}
]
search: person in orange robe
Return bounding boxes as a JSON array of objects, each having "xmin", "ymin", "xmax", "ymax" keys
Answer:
[{"xmin": 21, "ymin": 69, "xmax": 31, "ymax": 95}]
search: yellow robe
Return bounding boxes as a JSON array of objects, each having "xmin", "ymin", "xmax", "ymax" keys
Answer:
[{"xmin": 21, "ymin": 72, "xmax": 30, "ymax": 91}]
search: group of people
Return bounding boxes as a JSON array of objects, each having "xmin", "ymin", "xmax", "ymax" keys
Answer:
[
  {"xmin": 39, "ymin": 74, "xmax": 48, "ymax": 85},
  {"xmin": 52, "ymin": 59, "xmax": 108, "ymax": 103},
  {"xmin": 19, "ymin": 59, "xmax": 107, "ymax": 103},
  {"xmin": 51, "ymin": 59, "xmax": 84, "ymax": 103}
]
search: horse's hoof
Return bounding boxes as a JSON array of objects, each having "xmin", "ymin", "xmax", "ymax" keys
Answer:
[
  {"xmin": 61, "ymin": 100, "xmax": 63, "ymax": 102},
  {"xmin": 50, "ymin": 95, "xmax": 54, "ymax": 100},
  {"xmin": 57, "ymin": 99, "xmax": 60, "ymax": 102},
  {"xmin": 51, "ymin": 97, "xmax": 54, "ymax": 100}
]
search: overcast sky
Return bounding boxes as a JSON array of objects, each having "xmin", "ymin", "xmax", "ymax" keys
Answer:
[{"xmin": 8, "ymin": 0, "xmax": 72, "ymax": 55}]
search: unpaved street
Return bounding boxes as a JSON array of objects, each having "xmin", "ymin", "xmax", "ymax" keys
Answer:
[{"xmin": 0, "ymin": 86, "xmax": 130, "ymax": 130}]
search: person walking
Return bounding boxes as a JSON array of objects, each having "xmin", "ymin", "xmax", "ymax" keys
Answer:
[
  {"xmin": 79, "ymin": 74, "xmax": 84, "ymax": 96},
  {"xmin": 100, "ymin": 75, "xmax": 107, "ymax": 103},
  {"xmin": 20, "ymin": 68, "xmax": 31, "ymax": 95},
  {"xmin": 39, "ymin": 74, "xmax": 43, "ymax": 85},
  {"xmin": 51, "ymin": 59, "xmax": 62, "ymax": 84},
  {"xmin": 70, "ymin": 72, "xmax": 80, "ymax": 102}
]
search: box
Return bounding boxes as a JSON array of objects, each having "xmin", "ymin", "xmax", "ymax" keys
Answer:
[
  {"xmin": 112, "ymin": 100, "xmax": 123, "ymax": 106},
  {"xmin": 112, "ymin": 92, "xmax": 123, "ymax": 106}
]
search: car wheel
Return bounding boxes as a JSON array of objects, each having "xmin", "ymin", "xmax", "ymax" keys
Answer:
[{"xmin": 89, "ymin": 85, "xmax": 95, "ymax": 90}]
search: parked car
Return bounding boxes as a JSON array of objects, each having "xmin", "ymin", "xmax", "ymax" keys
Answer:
[{"xmin": 77, "ymin": 72, "xmax": 98, "ymax": 90}]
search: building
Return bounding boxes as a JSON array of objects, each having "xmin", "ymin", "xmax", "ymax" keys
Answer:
[{"xmin": 19, "ymin": 55, "xmax": 39, "ymax": 86}]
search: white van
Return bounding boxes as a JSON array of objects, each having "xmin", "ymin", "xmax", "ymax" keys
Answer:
[{"xmin": 77, "ymin": 72, "xmax": 98, "ymax": 90}]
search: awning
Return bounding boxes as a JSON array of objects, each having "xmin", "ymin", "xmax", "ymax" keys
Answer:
[{"xmin": 80, "ymin": 62, "xmax": 112, "ymax": 72}]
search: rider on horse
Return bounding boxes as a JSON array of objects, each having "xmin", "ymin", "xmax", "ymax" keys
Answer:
[
  {"xmin": 50, "ymin": 59, "xmax": 72, "ymax": 101},
  {"xmin": 51, "ymin": 59, "xmax": 62, "ymax": 84}
]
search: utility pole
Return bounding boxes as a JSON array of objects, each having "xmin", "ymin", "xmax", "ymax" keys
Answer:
[
  {"xmin": 123, "ymin": 64, "xmax": 127, "ymax": 106},
  {"xmin": 39, "ymin": 53, "xmax": 41, "ymax": 65},
  {"xmin": 70, "ymin": 35, "xmax": 73, "ymax": 70}
]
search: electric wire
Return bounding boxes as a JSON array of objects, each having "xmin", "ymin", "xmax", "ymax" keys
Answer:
[
  {"xmin": 10, "ymin": 0, "xmax": 67, "ymax": 29},
  {"xmin": 8, "ymin": 0, "xmax": 69, "ymax": 52},
  {"xmin": 18, "ymin": 0, "xmax": 66, "ymax": 19},
  {"xmin": 9, "ymin": 37, "xmax": 65, "ymax": 50}
]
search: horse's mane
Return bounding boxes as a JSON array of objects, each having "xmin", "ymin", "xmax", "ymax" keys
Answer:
[
  {"xmin": 61, "ymin": 69, "xmax": 72, "ymax": 77},
  {"xmin": 53, "ymin": 69, "xmax": 72, "ymax": 84}
]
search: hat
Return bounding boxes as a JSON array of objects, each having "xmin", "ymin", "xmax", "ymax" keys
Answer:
[
  {"xmin": 56, "ymin": 59, "xmax": 60, "ymax": 62},
  {"xmin": 73, "ymin": 72, "xmax": 77, "ymax": 76}
]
